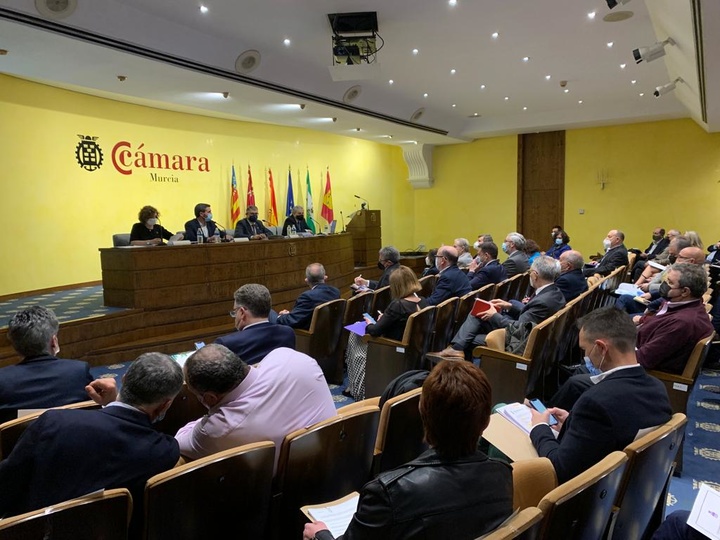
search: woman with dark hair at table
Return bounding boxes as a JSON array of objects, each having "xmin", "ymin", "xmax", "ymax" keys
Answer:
[
  {"xmin": 304, "ymin": 360, "xmax": 513, "ymax": 540},
  {"xmin": 129, "ymin": 205, "xmax": 180, "ymax": 246}
]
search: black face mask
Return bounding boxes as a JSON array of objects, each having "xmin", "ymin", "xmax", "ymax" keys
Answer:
[
  {"xmin": 248, "ymin": 215, "xmax": 258, "ymax": 223},
  {"xmin": 377, "ymin": 261, "xmax": 386, "ymax": 270},
  {"xmin": 668, "ymin": 254, "xmax": 677, "ymax": 264},
  {"xmin": 659, "ymin": 281, "xmax": 673, "ymax": 299}
]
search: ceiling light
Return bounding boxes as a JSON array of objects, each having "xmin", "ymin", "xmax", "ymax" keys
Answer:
[
  {"xmin": 117, "ymin": 75, "xmax": 126, "ymax": 82},
  {"xmin": 653, "ymin": 77, "xmax": 683, "ymax": 98},
  {"xmin": 607, "ymin": 42, "xmax": 614, "ymax": 48},
  {"xmin": 283, "ymin": 38, "xmax": 291, "ymax": 46},
  {"xmin": 545, "ymin": 75, "xmax": 551, "ymax": 80},
  {"xmin": 450, "ymin": 69, "xmax": 456, "ymax": 74},
  {"xmin": 199, "ymin": 5, "xmax": 208, "ymax": 14},
  {"xmin": 332, "ymin": 117, "xmax": 338, "ymax": 123},
  {"xmin": 354, "ymin": 128, "xmax": 362, "ymax": 132},
  {"xmin": 606, "ymin": 0, "xmax": 632, "ymax": 9},
  {"xmin": 452, "ymin": 104, "xmax": 456, "ymax": 108},
  {"xmin": 633, "ymin": 37, "xmax": 675, "ymax": 64},
  {"xmin": 631, "ymin": 80, "xmax": 636, "ymax": 84},
  {"xmin": 412, "ymin": 48, "xmax": 419, "ymax": 55},
  {"xmin": 523, "ymin": 107, "xmax": 527, "ymax": 111},
  {"xmin": 0, "ymin": 49, "xmax": 7, "ymax": 55},
  {"xmin": 639, "ymin": 93, "xmax": 644, "ymax": 96},
  {"xmin": 299, "ymin": 104, "xmax": 306, "ymax": 110},
  {"xmin": 522, "ymin": 56, "xmax": 529, "ymax": 62},
  {"xmin": 504, "ymin": 96, "xmax": 509, "ymax": 101},
  {"xmin": 388, "ymin": 79, "xmax": 394, "ymax": 85},
  {"xmin": 564, "ymin": 89, "xmax": 570, "ymax": 93},
  {"xmin": 473, "ymin": 113, "xmax": 479, "ymax": 117},
  {"xmin": 620, "ymin": 63, "xmax": 626, "ymax": 69},
  {"xmin": 588, "ymin": 11, "xmax": 596, "ymax": 19},
  {"xmin": 578, "ymin": 100, "xmax": 583, "ymax": 104},
  {"xmin": 448, "ymin": 0, "xmax": 457, "ymax": 5},
  {"xmin": 491, "ymin": 32, "xmax": 499, "ymax": 39},
  {"xmin": 222, "ymin": 92, "xmax": 229, "ymax": 99},
  {"xmin": 423, "ymin": 93, "xmax": 428, "ymax": 98},
  {"xmin": 480, "ymin": 84, "xmax": 486, "ymax": 90}
]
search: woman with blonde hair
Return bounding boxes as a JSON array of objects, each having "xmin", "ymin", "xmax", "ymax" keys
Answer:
[
  {"xmin": 684, "ymin": 230, "xmax": 704, "ymax": 249},
  {"xmin": 345, "ymin": 266, "xmax": 428, "ymax": 400}
]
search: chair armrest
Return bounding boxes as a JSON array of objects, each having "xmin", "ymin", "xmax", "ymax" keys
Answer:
[
  {"xmin": 293, "ymin": 329, "xmax": 311, "ymax": 338},
  {"xmin": 646, "ymin": 369, "xmax": 693, "ymax": 387},
  {"xmin": 365, "ymin": 335, "xmax": 404, "ymax": 347},
  {"xmin": 472, "ymin": 345, "xmax": 530, "ymax": 365}
]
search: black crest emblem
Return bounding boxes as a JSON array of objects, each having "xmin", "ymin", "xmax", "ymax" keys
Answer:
[{"xmin": 75, "ymin": 135, "xmax": 104, "ymax": 172}]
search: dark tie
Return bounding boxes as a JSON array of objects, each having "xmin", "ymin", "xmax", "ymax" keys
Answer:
[{"xmin": 251, "ymin": 223, "xmax": 257, "ymax": 235}]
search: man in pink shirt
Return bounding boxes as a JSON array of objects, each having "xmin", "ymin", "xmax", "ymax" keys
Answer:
[{"xmin": 175, "ymin": 344, "xmax": 336, "ymax": 472}]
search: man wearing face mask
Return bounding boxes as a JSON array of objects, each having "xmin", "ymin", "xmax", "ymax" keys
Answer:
[
  {"xmin": 282, "ymin": 205, "xmax": 311, "ymax": 236},
  {"xmin": 175, "ymin": 344, "xmax": 336, "ymax": 473},
  {"xmin": 0, "ymin": 305, "xmax": 93, "ymax": 423},
  {"xmin": 472, "ymin": 234, "xmax": 494, "ymax": 268},
  {"xmin": 234, "ymin": 204, "xmax": 273, "ymax": 240},
  {"xmin": 130, "ymin": 205, "xmax": 180, "ymax": 246},
  {"xmin": 354, "ymin": 246, "xmax": 401, "ymax": 290},
  {"xmin": 527, "ymin": 307, "xmax": 672, "ymax": 484},
  {"xmin": 185, "ymin": 202, "xmax": 228, "ymax": 242},
  {"xmin": 466, "ymin": 242, "xmax": 507, "ymax": 290},
  {"xmin": 555, "ymin": 250, "xmax": 588, "ymax": 302},
  {"xmin": 501, "ymin": 232, "xmax": 530, "ymax": 278},
  {"xmin": 582, "ymin": 229, "xmax": 628, "ymax": 277},
  {"xmin": 0, "ymin": 352, "xmax": 183, "ymax": 536},
  {"xmin": 629, "ymin": 227, "xmax": 670, "ymax": 281}
]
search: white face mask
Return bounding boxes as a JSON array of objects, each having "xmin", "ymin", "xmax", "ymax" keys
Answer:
[
  {"xmin": 147, "ymin": 218, "xmax": 158, "ymax": 226},
  {"xmin": 602, "ymin": 238, "xmax": 612, "ymax": 251},
  {"xmin": 473, "ymin": 240, "xmax": 481, "ymax": 250}
]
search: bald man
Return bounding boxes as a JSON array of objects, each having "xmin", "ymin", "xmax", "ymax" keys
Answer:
[{"xmin": 426, "ymin": 246, "xmax": 472, "ymax": 306}]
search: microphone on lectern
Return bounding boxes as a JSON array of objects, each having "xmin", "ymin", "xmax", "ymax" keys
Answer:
[{"xmin": 354, "ymin": 195, "xmax": 370, "ymax": 210}]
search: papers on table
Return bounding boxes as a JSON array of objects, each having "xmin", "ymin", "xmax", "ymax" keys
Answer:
[
  {"xmin": 688, "ymin": 483, "xmax": 720, "ymax": 540},
  {"xmin": 614, "ymin": 282, "xmax": 644, "ymax": 297},
  {"xmin": 483, "ymin": 413, "xmax": 539, "ymax": 462},
  {"xmin": 301, "ymin": 491, "xmax": 360, "ymax": 538},
  {"xmin": 496, "ymin": 402, "xmax": 534, "ymax": 435}
]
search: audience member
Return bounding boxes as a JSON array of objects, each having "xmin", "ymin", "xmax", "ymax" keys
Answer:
[
  {"xmin": 706, "ymin": 238, "xmax": 720, "ymax": 264},
  {"xmin": 277, "ymin": 263, "xmax": 340, "ymax": 330},
  {"xmin": 651, "ymin": 510, "xmax": 705, "ymax": 540},
  {"xmin": 303, "ymin": 360, "xmax": 513, "ymax": 540},
  {"xmin": 354, "ymin": 246, "xmax": 400, "ymax": 290},
  {"xmin": 426, "ymin": 246, "xmax": 472, "ymax": 306},
  {"xmin": 282, "ymin": 205, "xmax": 310, "ymax": 236},
  {"xmin": 421, "ymin": 248, "xmax": 439, "ymax": 277},
  {"xmin": 176, "ymin": 344, "xmax": 336, "ymax": 471},
  {"xmin": 544, "ymin": 230, "xmax": 571, "ymax": 260},
  {"xmin": 629, "ymin": 227, "xmax": 669, "ymax": 281},
  {"xmin": 684, "ymin": 230, "xmax": 704, "ymax": 250},
  {"xmin": 529, "ymin": 307, "xmax": 672, "ymax": 484},
  {"xmin": 453, "ymin": 238, "xmax": 473, "ymax": 269},
  {"xmin": 501, "ymin": 232, "xmax": 530, "ymax": 277},
  {"xmin": 555, "ymin": 250, "xmax": 588, "ymax": 302},
  {"xmin": 650, "ymin": 229, "xmax": 682, "ymax": 267},
  {"xmin": 0, "ymin": 352, "xmax": 184, "ymax": 535},
  {"xmin": 130, "ymin": 205, "xmax": 180, "ymax": 246},
  {"xmin": 184, "ymin": 203, "xmax": 227, "ymax": 242},
  {"xmin": 345, "ymin": 266, "xmax": 428, "ymax": 400},
  {"xmin": 234, "ymin": 205, "xmax": 273, "ymax": 240},
  {"xmin": 0, "ymin": 306, "xmax": 93, "ymax": 423},
  {"xmin": 582, "ymin": 229, "xmax": 628, "ymax": 277},
  {"xmin": 546, "ymin": 225, "xmax": 564, "ymax": 251},
  {"xmin": 634, "ymin": 235, "xmax": 689, "ymax": 287},
  {"xmin": 215, "ymin": 284, "xmax": 295, "ymax": 364},
  {"xmin": 438, "ymin": 256, "xmax": 565, "ymax": 357},
  {"xmin": 466, "ymin": 242, "xmax": 507, "ymax": 290},
  {"xmin": 524, "ymin": 238, "xmax": 542, "ymax": 265}
]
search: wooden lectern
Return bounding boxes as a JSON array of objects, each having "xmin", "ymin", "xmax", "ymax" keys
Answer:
[{"xmin": 345, "ymin": 209, "xmax": 381, "ymax": 266}]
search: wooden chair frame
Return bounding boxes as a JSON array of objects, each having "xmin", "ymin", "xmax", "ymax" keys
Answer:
[{"xmin": 294, "ymin": 298, "xmax": 347, "ymax": 384}]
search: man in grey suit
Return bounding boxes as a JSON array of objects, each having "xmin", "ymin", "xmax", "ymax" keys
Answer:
[
  {"xmin": 438, "ymin": 256, "xmax": 566, "ymax": 357},
  {"xmin": 582, "ymin": 229, "xmax": 628, "ymax": 277},
  {"xmin": 501, "ymin": 232, "xmax": 530, "ymax": 277}
]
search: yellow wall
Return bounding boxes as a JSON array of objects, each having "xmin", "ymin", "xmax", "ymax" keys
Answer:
[
  {"xmin": 3, "ymin": 74, "xmax": 720, "ymax": 297},
  {"xmin": 0, "ymin": 75, "xmax": 408, "ymax": 296}
]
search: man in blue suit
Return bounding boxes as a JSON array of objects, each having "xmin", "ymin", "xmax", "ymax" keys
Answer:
[
  {"xmin": 0, "ymin": 306, "xmax": 93, "ymax": 423},
  {"xmin": 427, "ymin": 246, "xmax": 472, "ymax": 306},
  {"xmin": 528, "ymin": 307, "xmax": 671, "ymax": 483},
  {"xmin": 555, "ymin": 250, "xmax": 588, "ymax": 302},
  {"xmin": 277, "ymin": 263, "xmax": 340, "ymax": 330},
  {"xmin": 0, "ymin": 352, "xmax": 184, "ymax": 537},
  {"xmin": 215, "ymin": 284, "xmax": 296, "ymax": 365},
  {"xmin": 184, "ymin": 202, "xmax": 228, "ymax": 242},
  {"xmin": 466, "ymin": 242, "xmax": 507, "ymax": 291}
]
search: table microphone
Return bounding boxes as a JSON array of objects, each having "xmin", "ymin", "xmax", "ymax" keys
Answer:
[
  {"xmin": 340, "ymin": 211, "xmax": 345, "ymax": 233},
  {"xmin": 354, "ymin": 195, "xmax": 370, "ymax": 210}
]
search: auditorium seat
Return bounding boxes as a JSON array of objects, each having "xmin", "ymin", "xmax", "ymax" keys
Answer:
[
  {"xmin": 0, "ymin": 488, "xmax": 131, "ymax": 540},
  {"xmin": 510, "ymin": 457, "xmax": 557, "ymax": 511},
  {"xmin": 478, "ymin": 506, "xmax": 543, "ymax": 540},
  {"xmin": 429, "ymin": 296, "xmax": 459, "ymax": 352},
  {"xmin": 418, "ymin": 274, "xmax": 437, "ymax": 298},
  {"xmin": 371, "ymin": 285, "xmax": 392, "ymax": 314},
  {"xmin": 294, "ymin": 298, "xmax": 347, "ymax": 385},
  {"xmin": 144, "ymin": 441, "xmax": 275, "ymax": 539}
]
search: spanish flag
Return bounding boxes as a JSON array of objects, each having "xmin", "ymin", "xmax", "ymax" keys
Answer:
[{"xmin": 321, "ymin": 169, "xmax": 334, "ymax": 223}]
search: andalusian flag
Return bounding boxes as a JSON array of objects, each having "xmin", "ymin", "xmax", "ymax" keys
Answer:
[
  {"xmin": 246, "ymin": 165, "xmax": 256, "ymax": 208},
  {"xmin": 267, "ymin": 168, "xmax": 279, "ymax": 226},
  {"xmin": 321, "ymin": 168, "xmax": 334, "ymax": 223},
  {"xmin": 305, "ymin": 168, "xmax": 316, "ymax": 233},
  {"xmin": 230, "ymin": 165, "xmax": 240, "ymax": 226},
  {"xmin": 285, "ymin": 168, "xmax": 295, "ymax": 218}
]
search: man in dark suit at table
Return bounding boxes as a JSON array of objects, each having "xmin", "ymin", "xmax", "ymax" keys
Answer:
[
  {"xmin": 353, "ymin": 246, "xmax": 401, "ymax": 291},
  {"xmin": 555, "ymin": 250, "xmax": 588, "ymax": 302},
  {"xmin": 466, "ymin": 242, "xmax": 507, "ymax": 291},
  {"xmin": 276, "ymin": 263, "xmax": 341, "ymax": 330},
  {"xmin": 0, "ymin": 352, "xmax": 184, "ymax": 536},
  {"xmin": 215, "ymin": 284, "xmax": 296, "ymax": 365},
  {"xmin": 234, "ymin": 205, "xmax": 274, "ymax": 240},
  {"xmin": 282, "ymin": 205, "xmax": 311, "ymax": 236},
  {"xmin": 501, "ymin": 232, "xmax": 530, "ymax": 278},
  {"xmin": 184, "ymin": 202, "xmax": 228, "ymax": 242},
  {"xmin": 427, "ymin": 246, "xmax": 472, "ymax": 305},
  {"xmin": 528, "ymin": 307, "xmax": 672, "ymax": 483},
  {"xmin": 0, "ymin": 305, "xmax": 93, "ymax": 423},
  {"xmin": 437, "ymin": 255, "xmax": 565, "ymax": 357},
  {"xmin": 582, "ymin": 229, "xmax": 628, "ymax": 277}
]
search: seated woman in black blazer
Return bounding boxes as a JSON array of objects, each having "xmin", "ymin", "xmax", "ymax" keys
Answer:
[
  {"xmin": 304, "ymin": 360, "xmax": 513, "ymax": 540},
  {"xmin": 129, "ymin": 205, "xmax": 180, "ymax": 246}
]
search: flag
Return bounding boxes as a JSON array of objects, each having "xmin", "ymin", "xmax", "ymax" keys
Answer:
[
  {"xmin": 246, "ymin": 165, "xmax": 255, "ymax": 208},
  {"xmin": 267, "ymin": 168, "xmax": 279, "ymax": 227},
  {"xmin": 305, "ymin": 168, "xmax": 316, "ymax": 233},
  {"xmin": 321, "ymin": 168, "xmax": 334, "ymax": 223},
  {"xmin": 230, "ymin": 165, "xmax": 240, "ymax": 226},
  {"xmin": 285, "ymin": 167, "xmax": 294, "ymax": 217}
]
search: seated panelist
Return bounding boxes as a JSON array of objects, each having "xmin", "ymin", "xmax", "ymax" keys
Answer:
[
  {"xmin": 282, "ymin": 205, "xmax": 311, "ymax": 236},
  {"xmin": 130, "ymin": 205, "xmax": 181, "ymax": 246},
  {"xmin": 184, "ymin": 203, "xmax": 228, "ymax": 243},
  {"xmin": 234, "ymin": 205, "xmax": 274, "ymax": 240}
]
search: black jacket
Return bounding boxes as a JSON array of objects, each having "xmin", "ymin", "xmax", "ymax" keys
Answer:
[{"xmin": 316, "ymin": 448, "xmax": 513, "ymax": 540}]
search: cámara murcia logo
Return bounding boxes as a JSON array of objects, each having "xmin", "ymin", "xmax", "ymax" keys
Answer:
[{"xmin": 75, "ymin": 135, "xmax": 104, "ymax": 172}]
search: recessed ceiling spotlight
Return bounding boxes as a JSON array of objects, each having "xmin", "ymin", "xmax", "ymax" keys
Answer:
[
  {"xmin": 452, "ymin": 104, "xmax": 457, "ymax": 108},
  {"xmin": 117, "ymin": 75, "xmax": 126, "ymax": 82},
  {"xmin": 631, "ymin": 80, "xmax": 637, "ymax": 84},
  {"xmin": 423, "ymin": 93, "xmax": 429, "ymax": 98},
  {"xmin": 473, "ymin": 112, "xmax": 479, "ymax": 117},
  {"xmin": 639, "ymin": 92, "xmax": 644, "ymax": 97},
  {"xmin": 199, "ymin": 5, "xmax": 208, "ymax": 14},
  {"xmin": 620, "ymin": 63, "xmax": 626, "ymax": 69},
  {"xmin": 283, "ymin": 38, "xmax": 291, "ymax": 46},
  {"xmin": 522, "ymin": 56, "xmax": 530, "ymax": 62},
  {"xmin": 504, "ymin": 96, "xmax": 509, "ymax": 101},
  {"xmin": 299, "ymin": 104, "xmax": 306, "ymax": 110},
  {"xmin": 0, "ymin": 49, "xmax": 7, "ymax": 55},
  {"xmin": 588, "ymin": 11, "xmax": 596, "ymax": 19},
  {"xmin": 607, "ymin": 42, "xmax": 614, "ymax": 48},
  {"xmin": 355, "ymin": 128, "xmax": 362, "ymax": 132},
  {"xmin": 450, "ymin": 68, "xmax": 456, "ymax": 74},
  {"xmin": 412, "ymin": 48, "xmax": 419, "ymax": 55},
  {"xmin": 388, "ymin": 79, "xmax": 394, "ymax": 85},
  {"xmin": 578, "ymin": 100, "xmax": 583, "ymax": 104},
  {"xmin": 332, "ymin": 117, "xmax": 338, "ymax": 123},
  {"xmin": 545, "ymin": 75, "xmax": 551, "ymax": 80},
  {"xmin": 523, "ymin": 106, "xmax": 527, "ymax": 111},
  {"xmin": 564, "ymin": 88, "xmax": 570, "ymax": 93},
  {"xmin": 448, "ymin": 0, "xmax": 457, "ymax": 5},
  {"xmin": 480, "ymin": 84, "xmax": 486, "ymax": 90},
  {"xmin": 222, "ymin": 92, "xmax": 229, "ymax": 99},
  {"xmin": 491, "ymin": 32, "xmax": 499, "ymax": 39}
]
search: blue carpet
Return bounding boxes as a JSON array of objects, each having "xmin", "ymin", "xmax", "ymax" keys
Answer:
[{"xmin": 0, "ymin": 285, "xmax": 126, "ymax": 328}]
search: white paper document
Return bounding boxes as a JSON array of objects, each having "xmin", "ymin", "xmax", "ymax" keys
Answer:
[
  {"xmin": 303, "ymin": 492, "xmax": 360, "ymax": 538},
  {"xmin": 688, "ymin": 483, "xmax": 720, "ymax": 540},
  {"xmin": 496, "ymin": 402, "xmax": 534, "ymax": 435}
]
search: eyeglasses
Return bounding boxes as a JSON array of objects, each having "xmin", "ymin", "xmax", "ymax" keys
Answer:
[{"xmin": 229, "ymin": 307, "xmax": 241, "ymax": 317}]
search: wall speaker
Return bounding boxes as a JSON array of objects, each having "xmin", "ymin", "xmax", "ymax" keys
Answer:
[
  {"xmin": 410, "ymin": 108, "xmax": 425, "ymax": 122},
  {"xmin": 343, "ymin": 85, "xmax": 362, "ymax": 103},
  {"xmin": 235, "ymin": 50, "xmax": 261, "ymax": 74},
  {"xmin": 35, "ymin": 0, "xmax": 77, "ymax": 19}
]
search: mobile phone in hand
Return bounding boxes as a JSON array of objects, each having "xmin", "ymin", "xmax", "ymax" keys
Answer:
[
  {"xmin": 362, "ymin": 312, "xmax": 376, "ymax": 324},
  {"xmin": 529, "ymin": 398, "xmax": 558, "ymax": 426}
]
